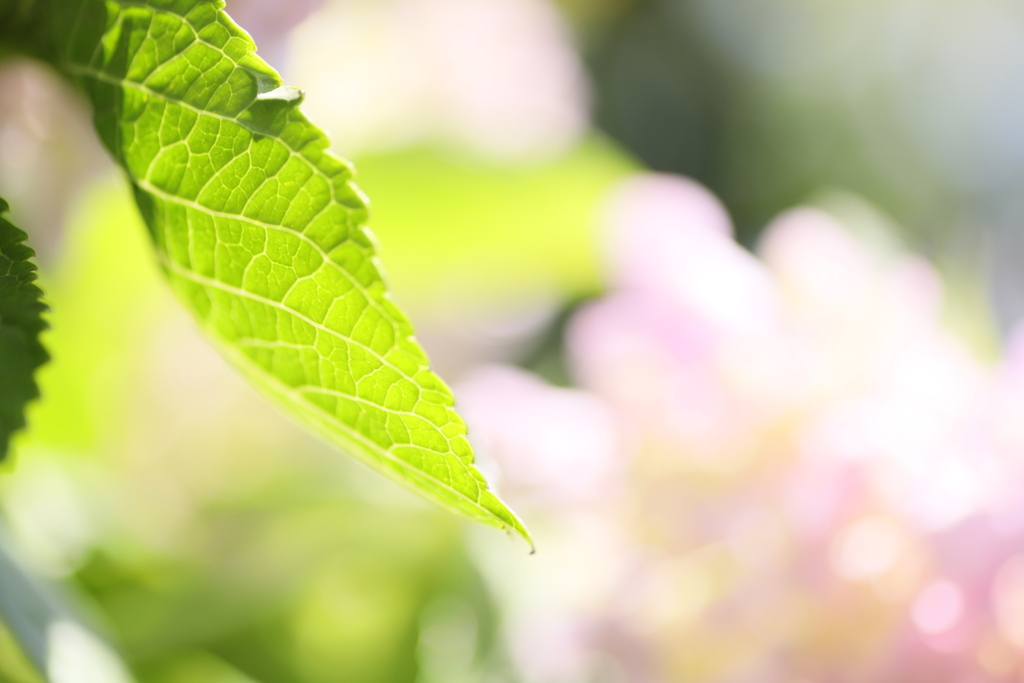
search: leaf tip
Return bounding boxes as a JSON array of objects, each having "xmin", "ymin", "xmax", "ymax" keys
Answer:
[{"xmin": 487, "ymin": 496, "xmax": 534, "ymax": 553}]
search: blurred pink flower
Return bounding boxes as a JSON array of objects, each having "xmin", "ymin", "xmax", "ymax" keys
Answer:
[
  {"xmin": 466, "ymin": 172, "xmax": 1024, "ymax": 682},
  {"xmin": 457, "ymin": 365, "xmax": 621, "ymax": 506}
]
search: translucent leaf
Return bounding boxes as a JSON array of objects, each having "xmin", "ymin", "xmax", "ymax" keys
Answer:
[
  {"xmin": 0, "ymin": 0, "xmax": 529, "ymax": 543},
  {"xmin": 0, "ymin": 198, "xmax": 48, "ymax": 460}
]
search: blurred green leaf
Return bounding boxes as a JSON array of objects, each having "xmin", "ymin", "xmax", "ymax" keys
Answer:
[
  {"xmin": 0, "ymin": 531, "xmax": 134, "ymax": 683},
  {"xmin": 356, "ymin": 140, "xmax": 637, "ymax": 311},
  {"xmin": 0, "ymin": 0, "xmax": 528, "ymax": 543},
  {"xmin": 21, "ymin": 180, "xmax": 170, "ymax": 452},
  {"xmin": 0, "ymin": 198, "xmax": 48, "ymax": 461}
]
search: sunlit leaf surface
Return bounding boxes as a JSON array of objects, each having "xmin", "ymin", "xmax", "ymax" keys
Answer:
[{"xmin": 0, "ymin": 0, "xmax": 528, "ymax": 543}]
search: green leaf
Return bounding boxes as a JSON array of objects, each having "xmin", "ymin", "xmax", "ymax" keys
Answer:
[
  {"xmin": 0, "ymin": 0, "xmax": 529, "ymax": 544},
  {"xmin": 0, "ymin": 530, "xmax": 135, "ymax": 682},
  {"xmin": 0, "ymin": 198, "xmax": 48, "ymax": 461}
]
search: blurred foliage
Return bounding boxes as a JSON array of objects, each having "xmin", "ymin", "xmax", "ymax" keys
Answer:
[
  {"xmin": 0, "ymin": 619, "xmax": 42, "ymax": 683},
  {"xmin": 354, "ymin": 140, "xmax": 636, "ymax": 312},
  {"xmin": 585, "ymin": 0, "xmax": 943, "ymax": 245}
]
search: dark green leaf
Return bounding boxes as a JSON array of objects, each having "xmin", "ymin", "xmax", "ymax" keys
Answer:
[{"xmin": 0, "ymin": 198, "xmax": 48, "ymax": 461}]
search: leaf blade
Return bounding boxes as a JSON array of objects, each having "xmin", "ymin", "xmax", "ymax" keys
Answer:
[
  {"xmin": 0, "ymin": 198, "xmax": 48, "ymax": 461},
  {"xmin": 8, "ymin": 0, "xmax": 529, "ymax": 543}
]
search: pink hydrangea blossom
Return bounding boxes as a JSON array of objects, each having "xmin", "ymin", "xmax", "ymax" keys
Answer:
[{"xmin": 460, "ymin": 173, "xmax": 1024, "ymax": 682}]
